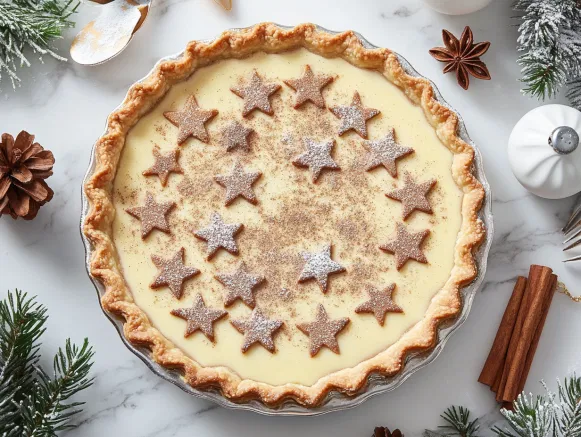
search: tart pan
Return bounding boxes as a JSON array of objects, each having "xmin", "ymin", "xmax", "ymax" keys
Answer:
[{"xmin": 80, "ymin": 23, "xmax": 494, "ymax": 416}]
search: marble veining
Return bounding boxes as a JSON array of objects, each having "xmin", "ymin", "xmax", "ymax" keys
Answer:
[{"xmin": 1, "ymin": 1, "xmax": 580, "ymax": 436}]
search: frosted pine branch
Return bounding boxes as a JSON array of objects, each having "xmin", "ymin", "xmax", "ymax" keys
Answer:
[
  {"xmin": 514, "ymin": 0, "xmax": 581, "ymax": 109},
  {"xmin": 0, "ymin": 0, "xmax": 78, "ymax": 90}
]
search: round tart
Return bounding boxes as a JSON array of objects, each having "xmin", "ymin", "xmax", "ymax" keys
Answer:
[{"xmin": 83, "ymin": 23, "xmax": 485, "ymax": 408}]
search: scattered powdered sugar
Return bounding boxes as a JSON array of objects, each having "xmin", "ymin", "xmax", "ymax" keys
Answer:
[
  {"xmin": 292, "ymin": 137, "xmax": 340, "ymax": 182},
  {"xmin": 231, "ymin": 71, "xmax": 281, "ymax": 116},
  {"xmin": 230, "ymin": 308, "xmax": 283, "ymax": 352},
  {"xmin": 220, "ymin": 120, "xmax": 254, "ymax": 152},
  {"xmin": 170, "ymin": 294, "xmax": 226, "ymax": 340},
  {"xmin": 193, "ymin": 212, "xmax": 243, "ymax": 259},
  {"xmin": 363, "ymin": 128, "xmax": 414, "ymax": 176},
  {"xmin": 215, "ymin": 262, "xmax": 265, "ymax": 308},
  {"xmin": 330, "ymin": 91, "xmax": 380, "ymax": 138},
  {"xmin": 298, "ymin": 243, "xmax": 346, "ymax": 292}
]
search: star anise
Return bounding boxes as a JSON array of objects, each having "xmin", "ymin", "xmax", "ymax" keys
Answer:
[{"xmin": 429, "ymin": 26, "xmax": 491, "ymax": 90}]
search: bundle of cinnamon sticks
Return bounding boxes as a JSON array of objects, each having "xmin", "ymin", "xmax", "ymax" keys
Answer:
[{"xmin": 478, "ymin": 265, "xmax": 558, "ymax": 408}]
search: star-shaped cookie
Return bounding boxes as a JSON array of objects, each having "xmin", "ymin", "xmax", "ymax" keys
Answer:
[
  {"xmin": 150, "ymin": 247, "xmax": 200, "ymax": 299},
  {"xmin": 329, "ymin": 91, "xmax": 380, "ymax": 139},
  {"xmin": 219, "ymin": 121, "xmax": 254, "ymax": 152},
  {"xmin": 362, "ymin": 129, "xmax": 414, "ymax": 177},
  {"xmin": 142, "ymin": 147, "xmax": 183, "ymax": 187},
  {"xmin": 126, "ymin": 192, "xmax": 175, "ymax": 239},
  {"xmin": 298, "ymin": 243, "xmax": 345, "ymax": 293},
  {"xmin": 170, "ymin": 294, "xmax": 227, "ymax": 341},
  {"xmin": 163, "ymin": 95, "xmax": 218, "ymax": 145},
  {"xmin": 215, "ymin": 262, "xmax": 265, "ymax": 308},
  {"xmin": 292, "ymin": 137, "xmax": 340, "ymax": 182},
  {"xmin": 214, "ymin": 162, "xmax": 262, "ymax": 206},
  {"xmin": 379, "ymin": 223, "xmax": 430, "ymax": 270},
  {"xmin": 230, "ymin": 71, "xmax": 281, "ymax": 116},
  {"xmin": 284, "ymin": 65, "xmax": 334, "ymax": 108},
  {"xmin": 385, "ymin": 172, "xmax": 437, "ymax": 220},
  {"xmin": 230, "ymin": 308, "xmax": 283, "ymax": 353},
  {"xmin": 193, "ymin": 212, "xmax": 243, "ymax": 260},
  {"xmin": 355, "ymin": 284, "xmax": 403, "ymax": 326},
  {"xmin": 297, "ymin": 304, "xmax": 349, "ymax": 356}
]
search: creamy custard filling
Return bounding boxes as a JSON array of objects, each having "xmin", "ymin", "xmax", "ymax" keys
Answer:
[{"xmin": 111, "ymin": 49, "xmax": 463, "ymax": 386}]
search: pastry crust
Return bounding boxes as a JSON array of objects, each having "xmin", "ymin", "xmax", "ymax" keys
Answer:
[{"xmin": 83, "ymin": 23, "xmax": 485, "ymax": 408}]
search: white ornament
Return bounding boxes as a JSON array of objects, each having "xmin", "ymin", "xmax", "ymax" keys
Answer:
[
  {"xmin": 422, "ymin": 0, "xmax": 493, "ymax": 15},
  {"xmin": 508, "ymin": 104, "xmax": 581, "ymax": 199}
]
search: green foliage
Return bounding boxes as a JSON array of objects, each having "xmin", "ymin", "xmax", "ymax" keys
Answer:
[
  {"xmin": 493, "ymin": 377, "xmax": 581, "ymax": 437},
  {"xmin": 0, "ymin": 0, "xmax": 78, "ymax": 89},
  {"xmin": 513, "ymin": 0, "xmax": 581, "ymax": 109},
  {"xmin": 493, "ymin": 389, "xmax": 555, "ymax": 437},
  {"xmin": 424, "ymin": 377, "xmax": 581, "ymax": 437},
  {"xmin": 557, "ymin": 377, "xmax": 581, "ymax": 436},
  {"xmin": 424, "ymin": 406, "xmax": 480, "ymax": 437},
  {"xmin": 440, "ymin": 406, "xmax": 480, "ymax": 437},
  {"xmin": 0, "ymin": 290, "xmax": 47, "ymax": 435},
  {"xmin": 0, "ymin": 290, "xmax": 94, "ymax": 436}
]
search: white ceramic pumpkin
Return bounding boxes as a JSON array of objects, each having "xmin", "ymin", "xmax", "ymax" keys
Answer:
[{"xmin": 508, "ymin": 104, "xmax": 581, "ymax": 199}]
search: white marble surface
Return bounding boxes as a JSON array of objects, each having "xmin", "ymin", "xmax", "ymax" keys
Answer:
[{"xmin": 1, "ymin": 0, "xmax": 581, "ymax": 435}]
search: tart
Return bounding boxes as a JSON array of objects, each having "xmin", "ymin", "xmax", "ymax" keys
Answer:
[{"xmin": 83, "ymin": 23, "xmax": 485, "ymax": 407}]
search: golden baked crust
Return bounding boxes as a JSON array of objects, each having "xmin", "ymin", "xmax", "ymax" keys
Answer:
[{"xmin": 83, "ymin": 23, "xmax": 485, "ymax": 407}]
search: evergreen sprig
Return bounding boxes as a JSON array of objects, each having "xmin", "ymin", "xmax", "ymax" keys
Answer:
[
  {"xmin": 0, "ymin": 0, "xmax": 78, "ymax": 89},
  {"xmin": 423, "ymin": 377, "xmax": 581, "ymax": 437},
  {"xmin": 0, "ymin": 290, "xmax": 95, "ymax": 437},
  {"xmin": 424, "ymin": 406, "xmax": 481, "ymax": 437},
  {"xmin": 514, "ymin": 0, "xmax": 581, "ymax": 109},
  {"xmin": 0, "ymin": 290, "xmax": 47, "ymax": 434}
]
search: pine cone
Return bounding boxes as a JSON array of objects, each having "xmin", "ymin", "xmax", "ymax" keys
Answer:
[
  {"xmin": 0, "ymin": 131, "xmax": 54, "ymax": 220},
  {"xmin": 373, "ymin": 427, "xmax": 403, "ymax": 437}
]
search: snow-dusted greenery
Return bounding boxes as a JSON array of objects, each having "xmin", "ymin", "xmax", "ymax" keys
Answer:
[
  {"xmin": 0, "ymin": 290, "xmax": 94, "ymax": 436},
  {"xmin": 0, "ymin": 0, "xmax": 78, "ymax": 89},
  {"xmin": 514, "ymin": 0, "xmax": 581, "ymax": 109},
  {"xmin": 494, "ymin": 378, "xmax": 581, "ymax": 437},
  {"xmin": 424, "ymin": 377, "xmax": 581, "ymax": 437}
]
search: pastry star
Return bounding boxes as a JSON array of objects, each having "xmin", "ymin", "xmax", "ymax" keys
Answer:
[
  {"xmin": 329, "ymin": 91, "xmax": 380, "ymax": 139},
  {"xmin": 170, "ymin": 294, "xmax": 227, "ymax": 341},
  {"xmin": 284, "ymin": 65, "xmax": 334, "ymax": 108},
  {"xmin": 214, "ymin": 162, "xmax": 262, "ymax": 206},
  {"xmin": 142, "ymin": 147, "xmax": 183, "ymax": 187},
  {"xmin": 126, "ymin": 192, "xmax": 175, "ymax": 239},
  {"xmin": 297, "ymin": 304, "xmax": 349, "ymax": 356},
  {"xmin": 379, "ymin": 223, "xmax": 430, "ymax": 270},
  {"xmin": 298, "ymin": 243, "xmax": 345, "ymax": 293},
  {"xmin": 150, "ymin": 247, "xmax": 200, "ymax": 299},
  {"xmin": 220, "ymin": 121, "xmax": 254, "ymax": 152},
  {"xmin": 386, "ymin": 172, "xmax": 436, "ymax": 220},
  {"xmin": 215, "ymin": 262, "xmax": 265, "ymax": 308},
  {"xmin": 163, "ymin": 95, "xmax": 218, "ymax": 145},
  {"xmin": 193, "ymin": 212, "xmax": 243, "ymax": 260},
  {"xmin": 355, "ymin": 284, "xmax": 403, "ymax": 326},
  {"xmin": 230, "ymin": 71, "xmax": 281, "ymax": 116},
  {"xmin": 362, "ymin": 129, "xmax": 414, "ymax": 177},
  {"xmin": 230, "ymin": 308, "xmax": 283, "ymax": 353},
  {"xmin": 292, "ymin": 137, "xmax": 340, "ymax": 182}
]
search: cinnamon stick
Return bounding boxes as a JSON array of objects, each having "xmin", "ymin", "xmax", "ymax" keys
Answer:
[
  {"xmin": 479, "ymin": 276, "xmax": 527, "ymax": 387},
  {"xmin": 516, "ymin": 273, "xmax": 557, "ymax": 396},
  {"xmin": 497, "ymin": 265, "xmax": 554, "ymax": 402}
]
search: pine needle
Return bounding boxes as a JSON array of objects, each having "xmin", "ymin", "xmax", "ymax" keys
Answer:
[
  {"xmin": 0, "ymin": 290, "xmax": 94, "ymax": 436},
  {"xmin": 514, "ymin": 0, "xmax": 581, "ymax": 110},
  {"xmin": 0, "ymin": 0, "xmax": 78, "ymax": 89},
  {"xmin": 424, "ymin": 377, "xmax": 581, "ymax": 437}
]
